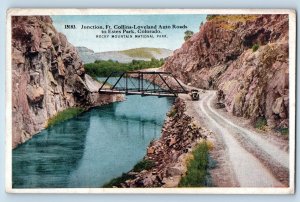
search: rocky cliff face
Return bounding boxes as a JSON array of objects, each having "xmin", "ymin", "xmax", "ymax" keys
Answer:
[
  {"xmin": 11, "ymin": 16, "xmax": 121, "ymax": 148},
  {"xmin": 163, "ymin": 15, "xmax": 289, "ymax": 129}
]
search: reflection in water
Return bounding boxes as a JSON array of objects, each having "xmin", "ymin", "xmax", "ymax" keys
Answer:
[
  {"xmin": 13, "ymin": 79, "xmax": 174, "ymax": 188},
  {"xmin": 13, "ymin": 115, "xmax": 90, "ymax": 188}
]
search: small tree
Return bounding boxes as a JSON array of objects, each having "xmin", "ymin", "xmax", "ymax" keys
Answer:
[
  {"xmin": 199, "ymin": 22, "xmax": 204, "ymax": 30},
  {"xmin": 184, "ymin": 30, "xmax": 194, "ymax": 41}
]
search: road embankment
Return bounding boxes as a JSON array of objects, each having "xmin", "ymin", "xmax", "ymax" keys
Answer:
[{"xmin": 104, "ymin": 97, "xmax": 211, "ymax": 188}]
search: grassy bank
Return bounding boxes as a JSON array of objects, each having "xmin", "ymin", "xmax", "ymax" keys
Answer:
[
  {"xmin": 47, "ymin": 107, "xmax": 84, "ymax": 128},
  {"xmin": 120, "ymin": 48, "xmax": 162, "ymax": 58},
  {"xmin": 84, "ymin": 58, "xmax": 164, "ymax": 77},
  {"xmin": 179, "ymin": 141, "xmax": 212, "ymax": 187},
  {"xmin": 103, "ymin": 142, "xmax": 213, "ymax": 188}
]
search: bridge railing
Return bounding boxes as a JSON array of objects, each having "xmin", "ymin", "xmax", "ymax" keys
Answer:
[{"xmin": 98, "ymin": 71, "xmax": 188, "ymax": 97}]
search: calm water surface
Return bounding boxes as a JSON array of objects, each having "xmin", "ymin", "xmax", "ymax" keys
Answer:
[{"xmin": 13, "ymin": 78, "xmax": 174, "ymax": 188}]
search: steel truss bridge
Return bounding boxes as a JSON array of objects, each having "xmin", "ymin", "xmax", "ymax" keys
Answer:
[{"xmin": 98, "ymin": 71, "xmax": 188, "ymax": 97}]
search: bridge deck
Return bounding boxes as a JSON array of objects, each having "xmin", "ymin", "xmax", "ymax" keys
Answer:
[{"xmin": 98, "ymin": 89, "xmax": 177, "ymax": 97}]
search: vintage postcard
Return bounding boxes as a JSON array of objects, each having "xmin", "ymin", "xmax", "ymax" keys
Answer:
[{"xmin": 6, "ymin": 9, "xmax": 295, "ymax": 194}]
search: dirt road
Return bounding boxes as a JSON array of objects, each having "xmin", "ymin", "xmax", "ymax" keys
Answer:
[{"xmin": 180, "ymin": 90, "xmax": 289, "ymax": 187}]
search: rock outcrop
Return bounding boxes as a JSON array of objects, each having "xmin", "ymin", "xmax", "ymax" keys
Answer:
[
  {"xmin": 11, "ymin": 16, "xmax": 122, "ymax": 148},
  {"xmin": 163, "ymin": 15, "xmax": 289, "ymax": 129}
]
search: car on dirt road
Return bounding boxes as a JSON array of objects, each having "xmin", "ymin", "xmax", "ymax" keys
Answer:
[{"xmin": 190, "ymin": 89, "xmax": 199, "ymax": 100}]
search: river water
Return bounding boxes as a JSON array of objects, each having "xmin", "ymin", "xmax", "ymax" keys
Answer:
[{"xmin": 12, "ymin": 78, "xmax": 174, "ymax": 188}]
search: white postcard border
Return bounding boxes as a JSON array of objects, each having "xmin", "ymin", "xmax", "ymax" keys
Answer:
[{"xmin": 6, "ymin": 8, "xmax": 296, "ymax": 194}]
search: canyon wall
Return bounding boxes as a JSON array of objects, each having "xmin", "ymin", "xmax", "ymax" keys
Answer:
[
  {"xmin": 163, "ymin": 15, "xmax": 289, "ymax": 129},
  {"xmin": 11, "ymin": 16, "xmax": 121, "ymax": 148}
]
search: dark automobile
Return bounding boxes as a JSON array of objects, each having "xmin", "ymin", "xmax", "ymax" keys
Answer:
[{"xmin": 190, "ymin": 89, "xmax": 199, "ymax": 100}]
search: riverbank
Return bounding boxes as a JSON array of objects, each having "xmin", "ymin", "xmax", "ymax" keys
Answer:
[
  {"xmin": 47, "ymin": 107, "xmax": 84, "ymax": 128},
  {"xmin": 104, "ymin": 97, "xmax": 213, "ymax": 188},
  {"xmin": 13, "ymin": 82, "xmax": 172, "ymax": 188},
  {"xmin": 46, "ymin": 91, "xmax": 124, "ymax": 128}
]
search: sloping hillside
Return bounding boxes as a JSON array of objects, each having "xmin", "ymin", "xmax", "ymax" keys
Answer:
[{"xmin": 77, "ymin": 47, "xmax": 173, "ymax": 64}]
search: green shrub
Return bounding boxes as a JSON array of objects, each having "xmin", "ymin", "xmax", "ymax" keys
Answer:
[
  {"xmin": 84, "ymin": 58, "xmax": 165, "ymax": 77},
  {"xmin": 179, "ymin": 142, "xmax": 210, "ymax": 187},
  {"xmin": 184, "ymin": 30, "xmax": 194, "ymax": 41},
  {"xmin": 277, "ymin": 127, "xmax": 289, "ymax": 136},
  {"xmin": 252, "ymin": 44, "xmax": 259, "ymax": 52},
  {"xmin": 254, "ymin": 116, "xmax": 267, "ymax": 130},
  {"xmin": 47, "ymin": 107, "xmax": 84, "ymax": 127},
  {"xmin": 132, "ymin": 159, "xmax": 155, "ymax": 172}
]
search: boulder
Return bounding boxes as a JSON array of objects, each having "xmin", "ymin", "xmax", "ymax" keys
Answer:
[
  {"xmin": 12, "ymin": 48, "xmax": 25, "ymax": 64},
  {"xmin": 166, "ymin": 166, "xmax": 182, "ymax": 177},
  {"xmin": 40, "ymin": 33, "xmax": 52, "ymax": 50},
  {"xmin": 26, "ymin": 85, "xmax": 44, "ymax": 104},
  {"xmin": 147, "ymin": 147, "xmax": 155, "ymax": 154},
  {"xmin": 272, "ymin": 97, "xmax": 284, "ymax": 114}
]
